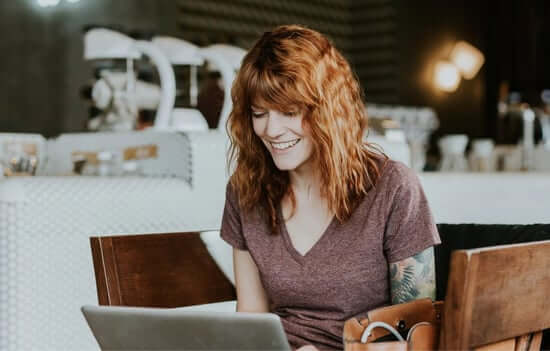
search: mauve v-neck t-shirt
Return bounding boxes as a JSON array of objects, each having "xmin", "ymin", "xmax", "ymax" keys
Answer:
[{"xmin": 220, "ymin": 160, "xmax": 440, "ymax": 351}]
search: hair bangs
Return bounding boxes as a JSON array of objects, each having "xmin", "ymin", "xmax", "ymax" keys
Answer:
[{"xmin": 245, "ymin": 67, "xmax": 307, "ymax": 114}]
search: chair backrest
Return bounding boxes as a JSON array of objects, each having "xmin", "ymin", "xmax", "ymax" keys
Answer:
[
  {"xmin": 434, "ymin": 223, "xmax": 550, "ymax": 301},
  {"xmin": 441, "ymin": 240, "xmax": 550, "ymax": 350},
  {"xmin": 90, "ymin": 232, "xmax": 236, "ymax": 308}
]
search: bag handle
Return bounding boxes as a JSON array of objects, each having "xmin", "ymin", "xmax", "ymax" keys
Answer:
[{"xmin": 360, "ymin": 321, "xmax": 405, "ymax": 343}]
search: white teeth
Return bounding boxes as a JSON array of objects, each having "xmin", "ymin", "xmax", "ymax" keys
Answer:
[{"xmin": 271, "ymin": 139, "xmax": 300, "ymax": 150}]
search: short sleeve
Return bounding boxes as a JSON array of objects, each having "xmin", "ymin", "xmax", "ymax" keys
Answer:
[
  {"xmin": 220, "ymin": 182, "xmax": 248, "ymax": 250},
  {"xmin": 383, "ymin": 164, "xmax": 441, "ymax": 263}
]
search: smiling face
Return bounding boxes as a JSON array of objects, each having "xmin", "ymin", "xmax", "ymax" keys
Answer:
[{"xmin": 251, "ymin": 108, "xmax": 314, "ymax": 172}]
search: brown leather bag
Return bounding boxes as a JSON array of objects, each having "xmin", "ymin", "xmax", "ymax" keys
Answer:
[
  {"xmin": 343, "ymin": 298, "xmax": 443, "ymax": 351},
  {"xmin": 343, "ymin": 298, "xmax": 543, "ymax": 351}
]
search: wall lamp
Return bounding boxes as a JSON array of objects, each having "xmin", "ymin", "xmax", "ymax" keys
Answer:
[
  {"xmin": 434, "ymin": 41, "xmax": 485, "ymax": 92},
  {"xmin": 37, "ymin": 0, "xmax": 80, "ymax": 8}
]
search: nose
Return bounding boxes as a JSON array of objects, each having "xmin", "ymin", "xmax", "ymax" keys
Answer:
[{"xmin": 264, "ymin": 111, "xmax": 285, "ymax": 139}]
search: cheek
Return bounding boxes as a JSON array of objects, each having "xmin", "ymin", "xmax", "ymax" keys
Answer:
[
  {"xmin": 303, "ymin": 137, "xmax": 314, "ymax": 157},
  {"xmin": 252, "ymin": 118, "xmax": 265, "ymax": 137},
  {"xmin": 300, "ymin": 125, "xmax": 315, "ymax": 155},
  {"xmin": 298, "ymin": 117, "xmax": 311, "ymax": 137},
  {"xmin": 300, "ymin": 128, "xmax": 314, "ymax": 151}
]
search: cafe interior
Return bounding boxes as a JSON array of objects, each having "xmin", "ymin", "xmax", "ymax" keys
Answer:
[{"xmin": 1, "ymin": 0, "xmax": 549, "ymax": 350}]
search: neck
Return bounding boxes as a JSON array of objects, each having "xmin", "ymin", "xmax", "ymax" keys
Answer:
[{"xmin": 288, "ymin": 161, "xmax": 321, "ymax": 199}]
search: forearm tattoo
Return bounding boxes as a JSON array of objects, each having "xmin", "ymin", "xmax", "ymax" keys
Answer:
[{"xmin": 389, "ymin": 246, "xmax": 436, "ymax": 304}]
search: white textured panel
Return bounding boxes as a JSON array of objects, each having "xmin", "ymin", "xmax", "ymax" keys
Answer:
[
  {"xmin": 0, "ymin": 176, "xmax": 226, "ymax": 351},
  {"xmin": 175, "ymin": 300, "xmax": 236, "ymax": 312},
  {"xmin": 200, "ymin": 231, "xmax": 234, "ymax": 285},
  {"xmin": 0, "ymin": 202, "xmax": 19, "ymax": 351},
  {"xmin": 0, "ymin": 131, "xmax": 233, "ymax": 351}
]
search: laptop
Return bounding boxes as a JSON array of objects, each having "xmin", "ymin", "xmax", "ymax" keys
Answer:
[{"xmin": 81, "ymin": 305, "xmax": 291, "ymax": 351}]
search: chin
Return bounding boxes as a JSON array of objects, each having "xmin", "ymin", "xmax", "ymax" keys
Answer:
[
  {"xmin": 272, "ymin": 156, "xmax": 311, "ymax": 171},
  {"xmin": 273, "ymin": 160, "xmax": 300, "ymax": 171},
  {"xmin": 268, "ymin": 145, "xmax": 313, "ymax": 172}
]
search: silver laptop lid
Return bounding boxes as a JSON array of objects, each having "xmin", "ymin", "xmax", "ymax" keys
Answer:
[{"xmin": 81, "ymin": 305, "xmax": 291, "ymax": 351}]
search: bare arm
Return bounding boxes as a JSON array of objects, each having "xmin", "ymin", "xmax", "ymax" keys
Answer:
[
  {"xmin": 233, "ymin": 248, "xmax": 270, "ymax": 312},
  {"xmin": 389, "ymin": 246, "xmax": 436, "ymax": 304}
]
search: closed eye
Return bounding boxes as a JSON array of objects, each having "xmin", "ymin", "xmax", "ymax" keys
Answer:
[{"xmin": 252, "ymin": 111, "xmax": 267, "ymax": 118}]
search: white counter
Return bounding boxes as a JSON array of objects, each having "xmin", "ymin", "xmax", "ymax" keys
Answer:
[{"xmin": 420, "ymin": 172, "xmax": 550, "ymax": 224}]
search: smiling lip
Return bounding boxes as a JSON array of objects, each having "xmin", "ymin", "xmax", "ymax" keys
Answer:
[{"xmin": 269, "ymin": 139, "xmax": 301, "ymax": 153}]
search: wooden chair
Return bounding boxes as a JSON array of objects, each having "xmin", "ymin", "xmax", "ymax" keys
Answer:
[
  {"xmin": 90, "ymin": 232, "xmax": 236, "ymax": 308},
  {"xmin": 441, "ymin": 240, "xmax": 550, "ymax": 351}
]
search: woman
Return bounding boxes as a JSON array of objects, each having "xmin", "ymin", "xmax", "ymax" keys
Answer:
[{"xmin": 221, "ymin": 25, "xmax": 440, "ymax": 351}]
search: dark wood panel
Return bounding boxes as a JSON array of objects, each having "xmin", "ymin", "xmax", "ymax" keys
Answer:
[
  {"xmin": 180, "ymin": 0, "xmax": 350, "ymax": 24},
  {"xmin": 351, "ymin": 0, "xmax": 398, "ymax": 103},
  {"xmin": 178, "ymin": 0, "xmax": 352, "ymax": 51},
  {"xmin": 347, "ymin": 36, "xmax": 396, "ymax": 51},
  {"xmin": 442, "ymin": 241, "xmax": 550, "ymax": 349},
  {"xmin": 90, "ymin": 232, "xmax": 236, "ymax": 308}
]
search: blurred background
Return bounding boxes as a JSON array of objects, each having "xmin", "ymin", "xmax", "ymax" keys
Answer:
[
  {"xmin": 2, "ymin": 3, "xmax": 550, "ymax": 351},
  {"xmin": 1, "ymin": 0, "xmax": 549, "ymax": 169}
]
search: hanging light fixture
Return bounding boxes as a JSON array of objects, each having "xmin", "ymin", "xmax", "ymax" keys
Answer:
[
  {"xmin": 37, "ymin": 0, "xmax": 60, "ymax": 7},
  {"xmin": 37, "ymin": 0, "xmax": 80, "ymax": 7},
  {"xmin": 450, "ymin": 41, "xmax": 485, "ymax": 79},
  {"xmin": 433, "ymin": 40, "xmax": 484, "ymax": 92},
  {"xmin": 434, "ymin": 60, "xmax": 461, "ymax": 92}
]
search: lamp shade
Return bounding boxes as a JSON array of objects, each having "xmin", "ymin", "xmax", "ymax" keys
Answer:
[
  {"xmin": 450, "ymin": 41, "xmax": 484, "ymax": 79},
  {"xmin": 84, "ymin": 28, "xmax": 141, "ymax": 60},
  {"xmin": 151, "ymin": 37, "xmax": 204, "ymax": 66},
  {"xmin": 37, "ymin": 0, "xmax": 60, "ymax": 7},
  {"xmin": 202, "ymin": 44, "xmax": 247, "ymax": 71},
  {"xmin": 434, "ymin": 60, "xmax": 461, "ymax": 92}
]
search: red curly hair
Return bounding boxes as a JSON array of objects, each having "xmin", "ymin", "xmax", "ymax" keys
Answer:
[{"xmin": 227, "ymin": 25, "xmax": 386, "ymax": 233}]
